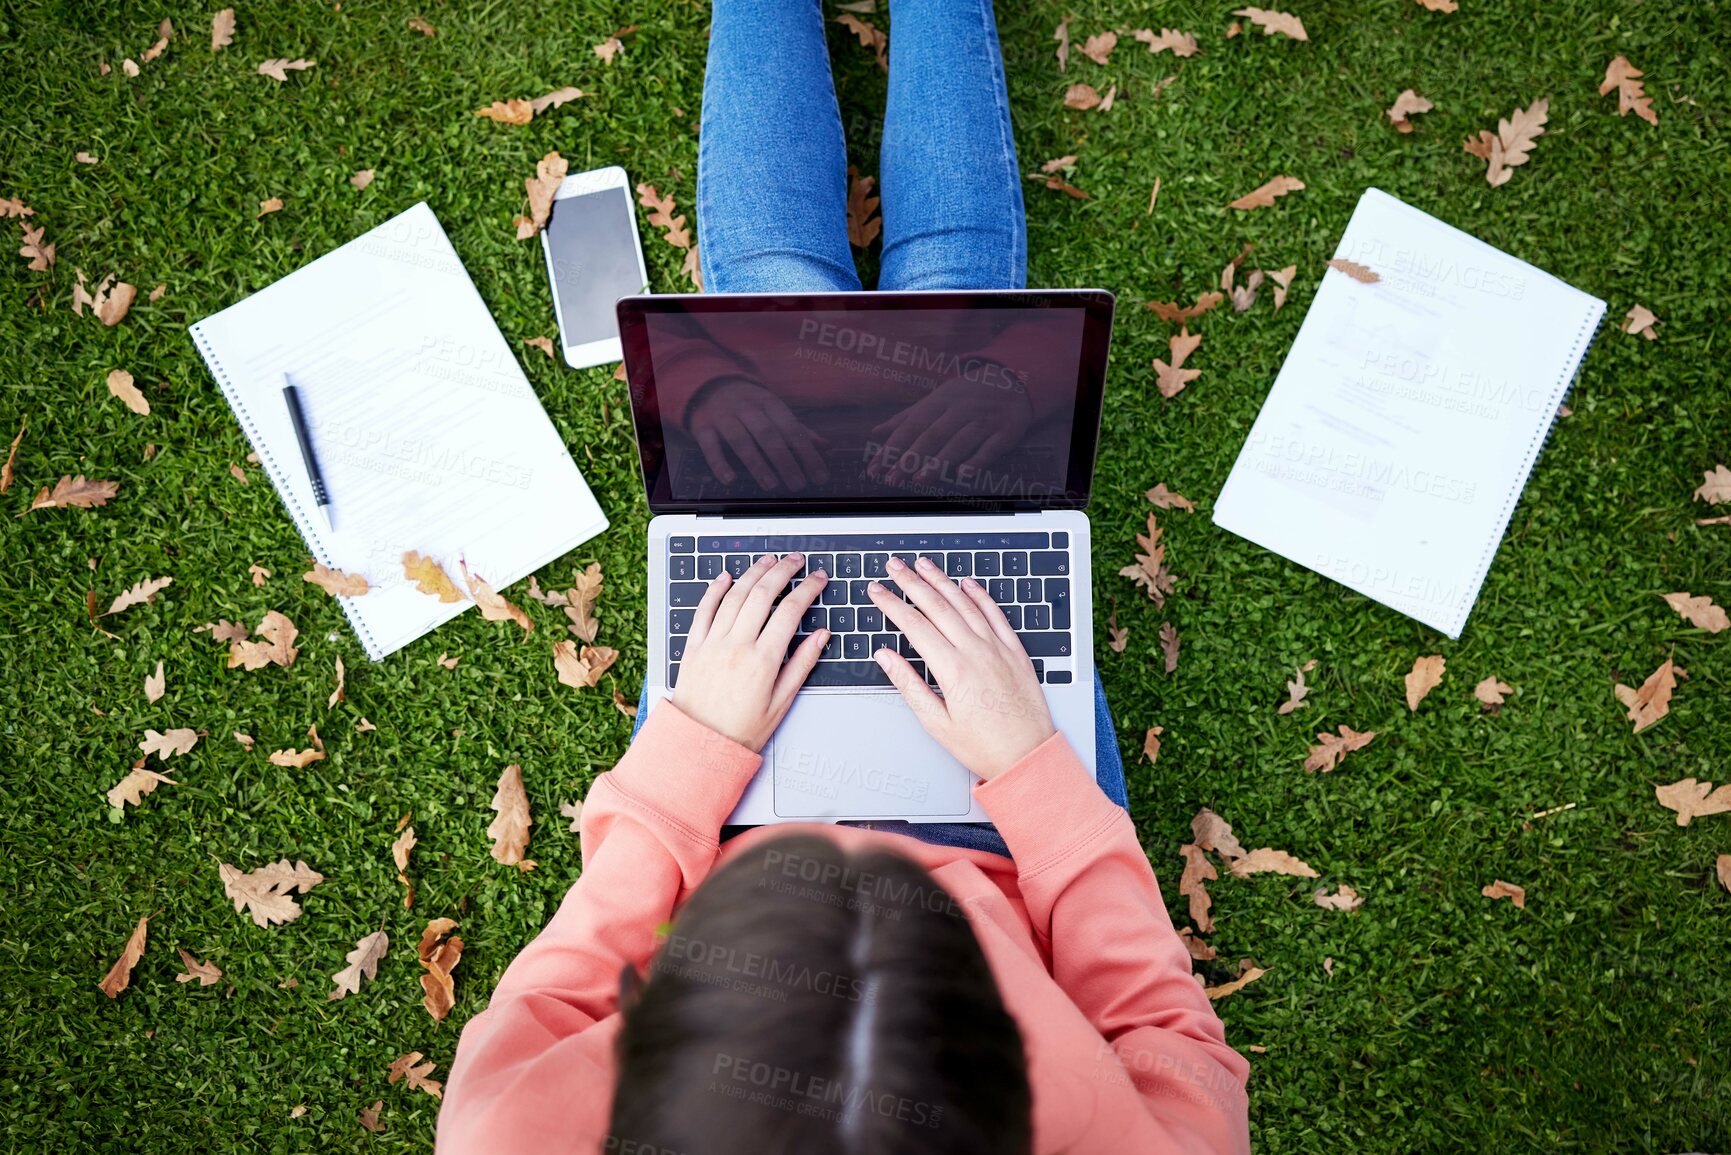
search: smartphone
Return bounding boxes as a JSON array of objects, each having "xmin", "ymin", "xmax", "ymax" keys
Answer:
[{"xmin": 540, "ymin": 165, "xmax": 651, "ymax": 369}]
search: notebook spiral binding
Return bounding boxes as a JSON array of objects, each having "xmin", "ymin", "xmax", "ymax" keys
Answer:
[
  {"xmin": 188, "ymin": 323, "xmax": 386, "ymax": 661},
  {"xmin": 1453, "ymin": 301, "xmax": 1606, "ymax": 636}
]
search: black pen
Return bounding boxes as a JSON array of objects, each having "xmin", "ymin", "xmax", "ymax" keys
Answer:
[{"xmin": 281, "ymin": 377, "xmax": 334, "ymax": 533}]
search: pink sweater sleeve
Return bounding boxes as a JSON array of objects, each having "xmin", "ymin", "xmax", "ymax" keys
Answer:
[
  {"xmin": 436, "ymin": 703, "xmax": 760, "ymax": 1155},
  {"xmin": 974, "ymin": 735, "xmax": 1252, "ymax": 1155}
]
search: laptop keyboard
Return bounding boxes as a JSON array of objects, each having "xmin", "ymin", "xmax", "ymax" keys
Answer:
[{"xmin": 664, "ymin": 531, "xmax": 1076, "ymax": 690}]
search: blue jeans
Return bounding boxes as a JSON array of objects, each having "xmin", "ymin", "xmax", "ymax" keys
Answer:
[{"xmin": 642, "ymin": 0, "xmax": 1127, "ymax": 857}]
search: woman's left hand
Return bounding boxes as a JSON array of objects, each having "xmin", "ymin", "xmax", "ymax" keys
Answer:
[{"xmin": 670, "ymin": 552, "xmax": 830, "ymax": 750}]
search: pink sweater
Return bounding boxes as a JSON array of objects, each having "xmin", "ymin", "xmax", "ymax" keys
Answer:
[{"xmin": 437, "ymin": 703, "xmax": 1251, "ymax": 1154}]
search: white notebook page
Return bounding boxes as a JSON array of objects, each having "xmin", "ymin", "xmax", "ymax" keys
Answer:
[
  {"xmin": 190, "ymin": 202, "xmax": 608, "ymax": 659},
  {"xmin": 1212, "ymin": 188, "xmax": 1604, "ymax": 638}
]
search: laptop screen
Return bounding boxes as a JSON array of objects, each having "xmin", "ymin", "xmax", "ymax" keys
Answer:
[{"xmin": 616, "ymin": 290, "xmax": 1114, "ymax": 514}]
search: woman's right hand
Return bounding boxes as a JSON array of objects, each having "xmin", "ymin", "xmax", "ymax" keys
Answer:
[{"xmin": 866, "ymin": 556, "xmax": 1056, "ymax": 781}]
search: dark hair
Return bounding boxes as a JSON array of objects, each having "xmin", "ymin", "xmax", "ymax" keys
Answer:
[{"xmin": 608, "ymin": 833, "xmax": 1032, "ymax": 1155}]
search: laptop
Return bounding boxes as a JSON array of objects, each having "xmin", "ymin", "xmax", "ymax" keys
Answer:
[{"xmin": 618, "ymin": 289, "xmax": 1115, "ymax": 824}]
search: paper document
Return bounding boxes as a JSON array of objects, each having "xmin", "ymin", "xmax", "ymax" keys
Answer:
[
  {"xmin": 190, "ymin": 202, "xmax": 608, "ymax": 659},
  {"xmin": 1213, "ymin": 188, "xmax": 1604, "ymax": 637}
]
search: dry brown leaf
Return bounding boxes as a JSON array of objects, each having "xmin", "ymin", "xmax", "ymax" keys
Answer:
[
  {"xmin": 257, "ymin": 197, "xmax": 284, "ymax": 218},
  {"xmin": 436, "ymin": 652, "xmax": 459, "ymax": 671},
  {"xmin": 1, "ymin": 417, "xmax": 23, "ymax": 493},
  {"xmin": 257, "ymin": 58, "xmax": 315, "ymax": 82},
  {"xmin": 1404, "ymin": 655, "xmax": 1446, "ymax": 711},
  {"xmin": 554, "ymin": 640, "xmax": 617, "ymax": 688},
  {"xmin": 1600, "ymin": 56, "xmax": 1657, "ymax": 126},
  {"xmin": 1177, "ymin": 927, "xmax": 1217, "ymax": 961},
  {"xmin": 1464, "ymin": 98, "xmax": 1549, "ymax": 187},
  {"xmin": 1717, "ymin": 855, "xmax": 1731, "ymax": 894},
  {"xmin": 359, "ymin": 1100, "xmax": 384, "ymax": 1133},
  {"xmin": 303, "ymin": 562, "xmax": 368, "ymax": 597},
  {"xmin": 563, "ymin": 562, "xmax": 604, "ymax": 642},
  {"xmin": 1159, "ymin": 621, "xmax": 1180, "ymax": 674},
  {"xmin": 1178, "ymin": 844, "xmax": 1216, "ymax": 933},
  {"xmin": 18, "ymin": 222, "xmax": 55, "ymax": 269},
  {"xmin": 1228, "ymin": 268, "xmax": 1264, "ymax": 312},
  {"xmin": 1473, "ymin": 676, "xmax": 1514, "ymax": 710},
  {"xmin": 0, "ymin": 196, "xmax": 34, "ymax": 219},
  {"xmin": 635, "ymin": 183, "xmax": 691, "ymax": 249},
  {"xmin": 847, "ymin": 166, "xmax": 882, "ymax": 249},
  {"xmin": 402, "ymin": 551, "xmax": 462, "ymax": 602},
  {"xmin": 143, "ymin": 659, "xmax": 166, "ymax": 703},
  {"xmin": 175, "ymin": 948, "xmax": 222, "ymax": 985},
  {"xmin": 523, "ymin": 335, "xmax": 555, "ymax": 359},
  {"xmin": 1141, "ymin": 725, "xmax": 1163, "ymax": 763},
  {"xmin": 516, "ymin": 152, "xmax": 569, "ymax": 240},
  {"xmin": 1054, "ymin": 17, "xmax": 1070, "ymax": 71},
  {"xmin": 108, "ymin": 575, "xmax": 173, "ymax": 615},
  {"xmin": 488, "ymin": 763, "xmax": 533, "ymax": 865},
  {"xmin": 1063, "ymin": 83, "xmax": 1103, "ymax": 110},
  {"xmin": 210, "ymin": 8, "xmax": 235, "ymax": 50},
  {"xmin": 269, "ymin": 742, "xmax": 325, "ymax": 768},
  {"xmin": 1106, "ymin": 611, "xmax": 1127, "ymax": 652},
  {"xmin": 248, "ymin": 563, "xmax": 270, "ymax": 587},
  {"xmin": 1119, "ymin": 513, "xmax": 1175, "ymax": 606},
  {"xmin": 1387, "ymin": 89, "xmax": 1434, "ymax": 133},
  {"xmin": 1694, "ymin": 465, "xmax": 1731, "ymax": 504},
  {"xmin": 407, "ymin": 16, "xmax": 436, "ymax": 36},
  {"xmin": 107, "ymin": 765, "xmax": 176, "ymax": 809},
  {"xmin": 1614, "ymin": 658, "xmax": 1676, "ymax": 734},
  {"xmin": 1622, "ymin": 304, "xmax": 1659, "ymax": 340},
  {"xmin": 99, "ymin": 916, "xmax": 148, "ymax": 998},
  {"xmin": 1147, "ymin": 177, "xmax": 1162, "ymax": 213},
  {"xmin": 387, "ymin": 1052, "xmax": 444, "ymax": 1100},
  {"xmin": 1662, "ymin": 592, "xmax": 1729, "ymax": 633},
  {"xmin": 1267, "ymin": 265, "xmax": 1297, "ymax": 309},
  {"xmin": 1133, "ymin": 28, "xmax": 1199, "ymax": 57},
  {"xmin": 227, "ymin": 610, "xmax": 301, "ymax": 670},
  {"xmin": 1229, "ymin": 848, "xmax": 1318, "ymax": 878},
  {"xmin": 530, "ymin": 86, "xmax": 585, "ymax": 113},
  {"xmin": 1144, "ymin": 292, "xmax": 1223, "ymax": 323},
  {"xmin": 1414, "ymin": 0, "xmax": 1457, "ymax": 9},
  {"xmin": 612, "ymin": 686, "xmax": 638, "ymax": 719},
  {"xmin": 1313, "ymin": 885, "xmax": 1363, "ymax": 911},
  {"xmin": 355, "ymin": 717, "xmax": 376, "ymax": 733},
  {"xmin": 328, "ymin": 931, "xmax": 389, "ymax": 1001},
  {"xmin": 232, "ymin": 730, "xmax": 254, "ymax": 749},
  {"xmin": 326, "ymin": 656, "xmax": 345, "ymax": 710},
  {"xmin": 29, "ymin": 475, "xmax": 118, "ymax": 511},
  {"xmin": 1277, "ymin": 660, "xmax": 1316, "ymax": 714},
  {"xmin": 218, "ymin": 858, "xmax": 325, "ymax": 927},
  {"xmin": 1326, "ymin": 258, "xmax": 1380, "ymax": 283},
  {"xmin": 74, "ymin": 151, "xmax": 97, "ymax": 165},
  {"xmin": 1153, "ymin": 325, "xmax": 1202, "ymax": 398},
  {"xmin": 1227, "ymin": 175, "xmax": 1304, "ymax": 210},
  {"xmin": 1079, "ymin": 31, "xmax": 1116, "ymax": 65},
  {"xmin": 418, "ymin": 918, "xmax": 463, "ymax": 1021},
  {"xmin": 681, "ymin": 244, "xmax": 703, "ymax": 291},
  {"xmin": 1303, "ymin": 725, "xmax": 1376, "ymax": 772},
  {"xmin": 1654, "ymin": 778, "xmax": 1731, "ymax": 827},
  {"xmin": 592, "ymin": 35, "xmax": 624, "ymax": 63},
  {"xmin": 1145, "ymin": 483, "xmax": 1195, "ymax": 512},
  {"xmin": 560, "ymin": 799, "xmax": 584, "ymax": 832},
  {"xmin": 1481, "ymin": 880, "xmax": 1526, "ymax": 908},
  {"xmin": 140, "ymin": 18, "xmax": 173, "ymax": 62},
  {"xmin": 95, "ymin": 283, "xmax": 137, "ymax": 326},
  {"xmin": 349, "ymin": 169, "xmax": 374, "ymax": 191},
  {"xmin": 1190, "ymin": 808, "xmax": 1246, "ymax": 860},
  {"xmin": 1204, "ymin": 961, "xmax": 1267, "ymax": 1001},
  {"xmin": 835, "ymin": 14, "xmax": 887, "ymax": 71},
  {"xmin": 474, "ymin": 99, "xmax": 534, "ymax": 126},
  {"xmin": 139, "ymin": 727, "xmax": 199, "ymax": 761},
  {"xmin": 460, "ymin": 560, "xmax": 534, "ymax": 635},
  {"xmin": 1027, "ymin": 170, "xmax": 1090, "ymax": 199},
  {"xmin": 148, "ymin": 283, "xmax": 166, "ymax": 301},
  {"xmin": 1232, "ymin": 8, "xmax": 1307, "ymax": 40}
]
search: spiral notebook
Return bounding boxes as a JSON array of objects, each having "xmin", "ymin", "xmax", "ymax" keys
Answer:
[
  {"xmin": 189, "ymin": 202, "xmax": 609, "ymax": 660},
  {"xmin": 1212, "ymin": 188, "xmax": 1605, "ymax": 638}
]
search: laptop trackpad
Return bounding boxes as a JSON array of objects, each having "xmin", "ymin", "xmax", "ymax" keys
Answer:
[{"xmin": 770, "ymin": 694, "xmax": 975, "ymax": 819}]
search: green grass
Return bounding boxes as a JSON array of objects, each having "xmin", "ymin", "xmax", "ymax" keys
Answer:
[{"xmin": 2, "ymin": 0, "xmax": 1728, "ymax": 1150}]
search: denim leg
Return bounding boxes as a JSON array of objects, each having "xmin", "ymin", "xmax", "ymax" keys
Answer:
[
  {"xmin": 698, "ymin": 0, "xmax": 863, "ymax": 294},
  {"xmin": 877, "ymin": 0, "xmax": 1026, "ymax": 291}
]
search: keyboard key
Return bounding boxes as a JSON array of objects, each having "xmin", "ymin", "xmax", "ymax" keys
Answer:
[
  {"xmin": 919, "ymin": 552, "xmax": 945, "ymax": 570},
  {"xmin": 1045, "ymin": 579, "xmax": 1071, "ymax": 628},
  {"xmin": 1031, "ymin": 551, "xmax": 1067, "ymax": 575},
  {"xmin": 1051, "ymin": 532, "xmax": 1068, "ymax": 548},
  {"xmin": 830, "ymin": 607, "xmax": 855, "ymax": 633},
  {"xmin": 669, "ymin": 582, "xmax": 706, "ymax": 607},
  {"xmin": 1003, "ymin": 552, "xmax": 1028, "ymax": 576},
  {"xmin": 725, "ymin": 554, "xmax": 751, "ymax": 577},
  {"xmin": 802, "ymin": 607, "xmax": 826, "ymax": 633},
  {"xmin": 1016, "ymin": 578, "xmax": 1041, "ymax": 603},
  {"xmin": 821, "ymin": 579, "xmax": 848, "ymax": 606},
  {"xmin": 669, "ymin": 537, "xmax": 695, "ymax": 553},
  {"xmin": 973, "ymin": 552, "xmax": 1000, "ymax": 577},
  {"xmin": 1002, "ymin": 604, "xmax": 1022, "ymax": 630},
  {"xmin": 669, "ymin": 555, "xmax": 695, "ymax": 581},
  {"xmin": 700, "ymin": 537, "xmax": 727, "ymax": 552},
  {"xmin": 892, "ymin": 553, "xmax": 918, "ymax": 571},
  {"xmin": 1025, "ymin": 604, "xmax": 1051, "ymax": 631},
  {"xmin": 850, "ymin": 580, "xmax": 874, "ymax": 605},
  {"xmin": 667, "ymin": 663, "xmax": 680, "ymax": 687},
  {"xmin": 669, "ymin": 637, "xmax": 687, "ymax": 662},
  {"xmin": 907, "ymin": 659, "xmax": 926, "ymax": 682},
  {"xmin": 1047, "ymin": 669, "xmax": 1073, "ymax": 684},
  {"xmin": 898, "ymin": 634, "xmax": 919, "ymax": 658},
  {"xmin": 807, "ymin": 554, "xmax": 834, "ymax": 577},
  {"xmin": 871, "ymin": 633, "xmax": 897, "ymax": 655},
  {"xmin": 805, "ymin": 661, "xmax": 892, "ymax": 688},
  {"xmin": 1031, "ymin": 659, "xmax": 1044, "ymax": 680},
  {"xmin": 864, "ymin": 553, "xmax": 889, "ymax": 578},
  {"xmin": 843, "ymin": 633, "xmax": 870, "ymax": 660},
  {"xmin": 946, "ymin": 553, "xmax": 972, "ymax": 577},
  {"xmin": 1018, "ymin": 632, "xmax": 1071, "ymax": 657},
  {"xmin": 698, "ymin": 555, "xmax": 723, "ymax": 580},
  {"xmin": 821, "ymin": 634, "xmax": 843, "ymax": 660},
  {"xmin": 988, "ymin": 578, "xmax": 1014, "ymax": 605},
  {"xmin": 670, "ymin": 609, "xmax": 695, "ymax": 635},
  {"xmin": 836, "ymin": 553, "xmax": 862, "ymax": 578},
  {"xmin": 857, "ymin": 607, "xmax": 883, "ymax": 632}
]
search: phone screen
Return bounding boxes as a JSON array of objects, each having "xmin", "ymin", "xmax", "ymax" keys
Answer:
[{"xmin": 545, "ymin": 184, "xmax": 645, "ymax": 347}]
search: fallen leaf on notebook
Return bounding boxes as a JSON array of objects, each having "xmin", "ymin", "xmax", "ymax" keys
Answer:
[
  {"xmin": 257, "ymin": 197, "xmax": 284, "ymax": 217},
  {"xmin": 1229, "ymin": 848, "xmax": 1318, "ymax": 878},
  {"xmin": 554, "ymin": 640, "xmax": 617, "ymax": 688},
  {"xmin": 257, "ymin": 57, "xmax": 314, "ymax": 81},
  {"xmin": 1132, "ymin": 28, "xmax": 1199, "ymax": 56},
  {"xmin": 1613, "ymin": 658, "xmax": 1675, "ymax": 734},
  {"xmin": 1694, "ymin": 465, "xmax": 1731, "ymax": 504},
  {"xmin": 1079, "ymin": 31, "xmax": 1116, "ymax": 65},
  {"xmin": 563, "ymin": 562, "xmax": 605, "ymax": 642},
  {"xmin": 407, "ymin": 16, "xmax": 437, "ymax": 36},
  {"xmin": 1178, "ymin": 844, "xmax": 1216, "ymax": 933},
  {"xmin": 835, "ymin": 14, "xmax": 887, "ymax": 71},
  {"xmin": 1463, "ymin": 98, "xmax": 1548, "ymax": 187},
  {"xmin": 175, "ymin": 949, "xmax": 222, "ymax": 986},
  {"xmin": 1146, "ymin": 483, "xmax": 1194, "ymax": 512},
  {"xmin": 107, "ymin": 764, "xmax": 176, "ymax": 809},
  {"xmin": 1621, "ymin": 304, "xmax": 1658, "ymax": 340},
  {"xmin": 1054, "ymin": 17, "xmax": 1070, "ymax": 71},
  {"xmin": 219, "ymin": 859, "xmax": 324, "ymax": 927},
  {"xmin": 1277, "ymin": 660, "xmax": 1316, "ymax": 714},
  {"xmin": 29, "ymin": 475, "xmax": 118, "ymax": 511},
  {"xmin": 1153, "ymin": 325, "xmax": 1202, "ymax": 398},
  {"xmin": 1303, "ymin": 725, "xmax": 1376, "ymax": 772},
  {"xmin": 418, "ymin": 918, "xmax": 463, "ymax": 1021},
  {"xmin": 523, "ymin": 335, "xmax": 555, "ymax": 359},
  {"xmin": 459, "ymin": 560, "xmax": 533, "ymax": 635},
  {"xmin": 139, "ymin": 727, "xmax": 199, "ymax": 761},
  {"xmin": 1226, "ymin": 175, "xmax": 1304, "ymax": 210},
  {"xmin": 1473, "ymin": 677, "xmax": 1514, "ymax": 711},
  {"xmin": 388, "ymin": 1052, "xmax": 444, "ymax": 1100},
  {"xmin": 1267, "ymin": 265, "xmax": 1297, "ymax": 309},
  {"xmin": 1404, "ymin": 655, "xmax": 1446, "ymax": 711},
  {"xmin": 144, "ymin": 660, "xmax": 165, "ymax": 702},
  {"xmin": 1190, "ymin": 808, "xmax": 1246, "ymax": 860},
  {"xmin": 1159, "ymin": 621, "xmax": 1180, "ymax": 674},
  {"xmin": 18, "ymin": 222, "xmax": 55, "ymax": 269},
  {"xmin": 107, "ymin": 575, "xmax": 173, "ymax": 614},
  {"xmin": 1661, "ymin": 592, "xmax": 1728, "ymax": 633},
  {"xmin": 847, "ymin": 166, "xmax": 882, "ymax": 248},
  {"xmin": 1326, "ymin": 257, "xmax": 1380, "ymax": 283},
  {"xmin": 1654, "ymin": 778, "xmax": 1731, "ymax": 827},
  {"xmin": 349, "ymin": 169, "xmax": 374, "ymax": 190},
  {"xmin": 1314, "ymin": 885, "xmax": 1363, "ymax": 911},
  {"xmin": 1141, "ymin": 725, "xmax": 1162, "ymax": 763},
  {"xmin": 1063, "ymin": 83, "xmax": 1104, "ymax": 110},
  {"xmin": 1119, "ymin": 512, "xmax": 1174, "ymax": 605},
  {"xmin": 98, "ymin": 916, "xmax": 148, "ymax": 998},
  {"xmin": 303, "ymin": 562, "xmax": 368, "ymax": 597},
  {"xmin": 402, "ymin": 551, "xmax": 463, "ymax": 602},
  {"xmin": 1481, "ymin": 880, "xmax": 1525, "ymax": 908},
  {"xmin": 1231, "ymin": 8, "xmax": 1307, "ymax": 40},
  {"xmin": 488, "ymin": 763, "xmax": 533, "ymax": 865},
  {"xmin": 210, "ymin": 8, "xmax": 234, "ymax": 50},
  {"xmin": 1205, "ymin": 960, "xmax": 1267, "ymax": 1001},
  {"xmin": 1144, "ymin": 293, "xmax": 1223, "ymax": 323},
  {"xmin": 328, "ymin": 930, "xmax": 389, "ymax": 1001},
  {"xmin": 515, "ymin": 152, "xmax": 568, "ymax": 239},
  {"xmin": 248, "ymin": 563, "xmax": 270, "ymax": 587},
  {"xmin": 228, "ymin": 610, "xmax": 300, "ymax": 669},
  {"xmin": 1386, "ymin": 89, "xmax": 1433, "ymax": 133},
  {"xmin": 474, "ymin": 99, "xmax": 534, "ymax": 125},
  {"xmin": 1599, "ymin": 56, "xmax": 1657, "ymax": 126}
]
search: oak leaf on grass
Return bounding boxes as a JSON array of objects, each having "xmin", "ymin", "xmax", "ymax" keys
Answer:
[
  {"xmin": 407, "ymin": 16, "xmax": 436, "ymax": 36},
  {"xmin": 257, "ymin": 58, "xmax": 314, "ymax": 82},
  {"xmin": 1078, "ymin": 31, "xmax": 1116, "ymax": 65},
  {"xmin": 1178, "ymin": 844, "xmax": 1216, "ymax": 933},
  {"xmin": 328, "ymin": 657, "xmax": 345, "ymax": 709},
  {"xmin": 1600, "ymin": 57, "xmax": 1657, "ymax": 126},
  {"xmin": 257, "ymin": 197, "xmax": 284, "ymax": 218},
  {"xmin": 210, "ymin": 8, "xmax": 234, "ymax": 50},
  {"xmin": 1153, "ymin": 326, "xmax": 1202, "ymax": 398},
  {"xmin": 1387, "ymin": 89, "xmax": 1433, "ymax": 133},
  {"xmin": 1226, "ymin": 175, "xmax": 1304, "ymax": 210},
  {"xmin": 1303, "ymin": 725, "xmax": 1375, "ymax": 772},
  {"xmin": 1654, "ymin": 779, "xmax": 1731, "ymax": 827},
  {"xmin": 1482, "ymin": 880, "xmax": 1525, "ymax": 908},
  {"xmin": 1190, "ymin": 808, "xmax": 1246, "ymax": 860},
  {"xmin": 99, "ymin": 916, "xmax": 148, "ymax": 998},
  {"xmin": 523, "ymin": 335, "xmax": 555, "ymax": 359},
  {"xmin": 1146, "ymin": 483, "xmax": 1194, "ymax": 512},
  {"xmin": 219, "ymin": 859, "xmax": 325, "ymax": 927},
  {"xmin": 1, "ymin": 417, "xmax": 23, "ymax": 493},
  {"xmin": 1054, "ymin": 17, "xmax": 1070, "ymax": 71},
  {"xmin": 175, "ymin": 949, "xmax": 222, "ymax": 985},
  {"xmin": 460, "ymin": 560, "xmax": 533, "ymax": 635},
  {"xmin": 1145, "ymin": 293, "xmax": 1223, "ymax": 324},
  {"xmin": 1159, "ymin": 621, "xmax": 1180, "ymax": 674},
  {"xmin": 108, "ymin": 575, "xmax": 172, "ymax": 614},
  {"xmin": 349, "ymin": 169, "xmax": 374, "ymax": 190},
  {"xmin": 1228, "ymin": 848, "xmax": 1318, "ymax": 878},
  {"xmin": 474, "ymin": 99, "xmax": 533, "ymax": 125},
  {"xmin": 1473, "ymin": 677, "xmax": 1514, "ymax": 710},
  {"xmin": 269, "ymin": 725, "xmax": 325, "ymax": 768},
  {"xmin": 1177, "ymin": 927, "xmax": 1217, "ymax": 960},
  {"xmin": 144, "ymin": 660, "xmax": 166, "ymax": 703},
  {"xmin": 488, "ymin": 763, "xmax": 533, "ymax": 866},
  {"xmin": 1132, "ymin": 28, "xmax": 1199, "ymax": 57},
  {"xmin": 835, "ymin": 14, "xmax": 887, "ymax": 71},
  {"xmin": 1205, "ymin": 960, "xmax": 1267, "ymax": 1001},
  {"xmin": 18, "ymin": 223, "xmax": 56, "ymax": 270},
  {"xmin": 388, "ymin": 1052, "xmax": 443, "ymax": 1100},
  {"xmin": 531, "ymin": 87, "xmax": 584, "ymax": 113},
  {"xmin": 1613, "ymin": 658, "xmax": 1675, "ymax": 734},
  {"xmin": 94, "ymin": 284, "xmax": 137, "ymax": 326},
  {"xmin": 1462, "ymin": 99, "xmax": 1548, "ymax": 187},
  {"xmin": 847, "ymin": 167, "xmax": 882, "ymax": 248},
  {"xmin": 1414, "ymin": 0, "xmax": 1458, "ymax": 10},
  {"xmin": 1404, "ymin": 655, "xmax": 1445, "ymax": 711},
  {"xmin": 1141, "ymin": 725, "xmax": 1162, "ymax": 763},
  {"xmin": 1718, "ymin": 855, "xmax": 1731, "ymax": 894},
  {"xmin": 1118, "ymin": 512, "xmax": 1174, "ymax": 606},
  {"xmin": 227, "ymin": 609, "xmax": 300, "ymax": 669},
  {"xmin": 1622, "ymin": 304, "xmax": 1659, "ymax": 340},
  {"xmin": 140, "ymin": 727, "xmax": 199, "ymax": 761},
  {"xmin": 1063, "ymin": 83, "xmax": 1105, "ymax": 111},
  {"xmin": 515, "ymin": 152, "xmax": 569, "ymax": 240},
  {"xmin": 1662, "ymin": 592, "xmax": 1729, "ymax": 633},
  {"xmin": 196, "ymin": 619, "xmax": 249, "ymax": 644},
  {"xmin": 418, "ymin": 918, "xmax": 464, "ymax": 1021},
  {"xmin": 1314, "ymin": 885, "xmax": 1363, "ymax": 911},
  {"xmin": 1268, "ymin": 265, "xmax": 1297, "ymax": 309},
  {"xmin": 108, "ymin": 765, "xmax": 176, "ymax": 809},
  {"xmin": 248, "ymin": 563, "xmax": 270, "ymax": 587},
  {"xmin": 359, "ymin": 1101, "xmax": 384, "ymax": 1133},
  {"xmin": 561, "ymin": 800, "xmax": 583, "ymax": 832},
  {"xmin": 303, "ymin": 562, "xmax": 368, "ymax": 597},
  {"xmin": 593, "ymin": 36, "xmax": 624, "ymax": 63},
  {"xmin": 564, "ymin": 563, "xmax": 610, "ymax": 636},
  {"xmin": 29, "ymin": 475, "xmax": 118, "ymax": 511},
  {"xmin": 1277, "ymin": 659, "xmax": 1317, "ymax": 714},
  {"xmin": 328, "ymin": 930, "xmax": 389, "ymax": 1000},
  {"xmin": 402, "ymin": 551, "xmax": 462, "ymax": 602},
  {"xmin": 1693, "ymin": 465, "xmax": 1731, "ymax": 505},
  {"xmin": 1231, "ymin": 8, "xmax": 1307, "ymax": 40},
  {"xmin": 100, "ymin": 368, "xmax": 149, "ymax": 414}
]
